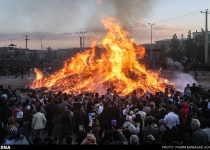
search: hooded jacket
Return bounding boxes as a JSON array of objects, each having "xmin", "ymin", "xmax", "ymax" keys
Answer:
[{"xmin": 179, "ymin": 102, "xmax": 189, "ymax": 127}]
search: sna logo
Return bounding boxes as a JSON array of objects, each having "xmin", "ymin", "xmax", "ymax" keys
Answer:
[{"xmin": 0, "ymin": 146, "xmax": 11, "ymax": 149}]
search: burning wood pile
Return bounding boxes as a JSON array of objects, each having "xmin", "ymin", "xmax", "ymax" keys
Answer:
[{"xmin": 29, "ymin": 15, "xmax": 175, "ymax": 96}]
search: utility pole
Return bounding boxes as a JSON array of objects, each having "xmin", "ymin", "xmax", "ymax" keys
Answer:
[
  {"xmin": 201, "ymin": 9, "xmax": 210, "ymax": 63},
  {"xmin": 23, "ymin": 34, "xmax": 30, "ymax": 50},
  {"xmin": 76, "ymin": 31, "xmax": 87, "ymax": 52},
  {"xmin": 38, "ymin": 36, "xmax": 44, "ymax": 50},
  {"xmin": 9, "ymin": 39, "xmax": 15, "ymax": 44},
  {"xmin": 148, "ymin": 23, "xmax": 155, "ymax": 60}
]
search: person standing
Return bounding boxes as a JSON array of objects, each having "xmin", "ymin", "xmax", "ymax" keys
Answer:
[
  {"xmin": 194, "ymin": 71, "xmax": 198, "ymax": 80},
  {"xmin": 63, "ymin": 105, "xmax": 74, "ymax": 138},
  {"xmin": 73, "ymin": 103, "xmax": 86, "ymax": 134},
  {"xmin": 52, "ymin": 107, "xmax": 64, "ymax": 144},
  {"xmin": 137, "ymin": 104, "xmax": 146, "ymax": 128},
  {"xmin": 202, "ymin": 121, "xmax": 210, "ymax": 145},
  {"xmin": 122, "ymin": 116, "xmax": 140, "ymax": 135},
  {"xmin": 140, "ymin": 116, "xmax": 159, "ymax": 143},
  {"xmin": 45, "ymin": 99, "xmax": 57, "ymax": 137},
  {"xmin": 191, "ymin": 119, "xmax": 208, "ymax": 145},
  {"xmin": 31, "ymin": 107, "xmax": 47, "ymax": 139},
  {"xmin": 20, "ymin": 69, "xmax": 24, "ymax": 79},
  {"xmin": 104, "ymin": 88, "xmax": 113, "ymax": 101},
  {"xmin": 164, "ymin": 106, "xmax": 180, "ymax": 129}
]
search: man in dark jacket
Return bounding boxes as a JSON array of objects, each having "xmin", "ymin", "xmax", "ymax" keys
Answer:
[
  {"xmin": 191, "ymin": 119, "xmax": 208, "ymax": 145},
  {"xmin": 63, "ymin": 105, "xmax": 74, "ymax": 137},
  {"xmin": 139, "ymin": 116, "xmax": 159, "ymax": 143},
  {"xmin": 45, "ymin": 99, "xmax": 58, "ymax": 137},
  {"xmin": 73, "ymin": 103, "xmax": 86, "ymax": 133},
  {"xmin": 108, "ymin": 101, "xmax": 119, "ymax": 124}
]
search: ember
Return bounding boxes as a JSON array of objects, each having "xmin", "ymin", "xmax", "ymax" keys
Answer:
[{"xmin": 29, "ymin": 15, "xmax": 175, "ymax": 96}]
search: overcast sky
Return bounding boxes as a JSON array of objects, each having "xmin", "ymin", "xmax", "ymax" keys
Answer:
[{"xmin": 0, "ymin": 0, "xmax": 209, "ymax": 50}]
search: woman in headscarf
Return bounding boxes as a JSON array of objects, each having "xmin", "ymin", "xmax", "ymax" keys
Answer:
[
  {"xmin": 12, "ymin": 107, "xmax": 19, "ymax": 120},
  {"xmin": 75, "ymin": 124, "xmax": 87, "ymax": 145},
  {"xmin": 157, "ymin": 119, "xmax": 170, "ymax": 143},
  {"xmin": 51, "ymin": 107, "xmax": 64, "ymax": 144},
  {"xmin": 92, "ymin": 119, "xmax": 101, "ymax": 144},
  {"xmin": 148, "ymin": 102, "xmax": 158, "ymax": 117}
]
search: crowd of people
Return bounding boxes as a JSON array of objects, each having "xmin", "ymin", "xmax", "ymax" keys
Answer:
[
  {"xmin": 0, "ymin": 81, "xmax": 210, "ymax": 146},
  {"xmin": 0, "ymin": 58, "xmax": 63, "ymax": 78}
]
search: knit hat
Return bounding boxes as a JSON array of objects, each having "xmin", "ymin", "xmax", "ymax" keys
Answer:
[
  {"xmin": 17, "ymin": 111, "xmax": 23, "ymax": 118},
  {"xmin": 111, "ymin": 120, "xmax": 117, "ymax": 127}
]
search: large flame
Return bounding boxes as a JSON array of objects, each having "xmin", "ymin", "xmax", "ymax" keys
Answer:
[{"xmin": 29, "ymin": 15, "xmax": 172, "ymax": 96}]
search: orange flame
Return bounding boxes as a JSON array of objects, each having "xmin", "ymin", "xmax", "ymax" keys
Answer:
[
  {"xmin": 29, "ymin": 15, "xmax": 171, "ymax": 96},
  {"xmin": 34, "ymin": 68, "xmax": 43, "ymax": 80}
]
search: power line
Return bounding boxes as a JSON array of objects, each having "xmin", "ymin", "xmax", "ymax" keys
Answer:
[
  {"xmin": 155, "ymin": 10, "xmax": 202, "ymax": 23},
  {"xmin": 134, "ymin": 9, "xmax": 209, "ymax": 27},
  {"xmin": 156, "ymin": 13, "xmax": 201, "ymax": 24}
]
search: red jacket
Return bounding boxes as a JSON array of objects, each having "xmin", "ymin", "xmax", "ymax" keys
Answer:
[{"xmin": 179, "ymin": 102, "xmax": 189, "ymax": 127}]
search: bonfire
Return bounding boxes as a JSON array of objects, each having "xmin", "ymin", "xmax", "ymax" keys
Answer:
[{"xmin": 29, "ymin": 15, "xmax": 174, "ymax": 96}]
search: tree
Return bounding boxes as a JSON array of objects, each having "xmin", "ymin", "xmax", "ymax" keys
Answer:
[
  {"xmin": 14, "ymin": 49, "xmax": 21, "ymax": 60},
  {"xmin": 183, "ymin": 30, "xmax": 197, "ymax": 59},
  {"xmin": 168, "ymin": 33, "xmax": 183, "ymax": 61},
  {"xmin": 159, "ymin": 42, "xmax": 168, "ymax": 60},
  {"xmin": 29, "ymin": 51, "xmax": 38, "ymax": 62},
  {"xmin": 45, "ymin": 46, "xmax": 53, "ymax": 63},
  {"xmin": 194, "ymin": 29, "xmax": 205, "ymax": 62}
]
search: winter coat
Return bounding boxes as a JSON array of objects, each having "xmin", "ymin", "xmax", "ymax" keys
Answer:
[
  {"xmin": 31, "ymin": 112, "xmax": 47, "ymax": 130},
  {"xmin": 52, "ymin": 114, "xmax": 64, "ymax": 138},
  {"xmin": 63, "ymin": 112, "xmax": 74, "ymax": 136},
  {"xmin": 179, "ymin": 102, "xmax": 189, "ymax": 127}
]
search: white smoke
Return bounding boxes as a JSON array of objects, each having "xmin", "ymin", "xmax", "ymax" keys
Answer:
[
  {"xmin": 170, "ymin": 73, "xmax": 197, "ymax": 93},
  {"xmin": 164, "ymin": 57, "xmax": 198, "ymax": 94},
  {"xmin": 166, "ymin": 57, "xmax": 184, "ymax": 70}
]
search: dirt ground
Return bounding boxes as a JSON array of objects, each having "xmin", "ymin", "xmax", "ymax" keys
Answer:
[{"xmin": 0, "ymin": 70, "xmax": 209, "ymax": 96}]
